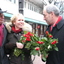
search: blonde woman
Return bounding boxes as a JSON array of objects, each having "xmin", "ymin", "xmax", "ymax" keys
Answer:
[{"xmin": 5, "ymin": 13, "xmax": 33, "ymax": 64}]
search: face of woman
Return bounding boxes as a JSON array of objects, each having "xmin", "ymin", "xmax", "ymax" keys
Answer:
[{"xmin": 13, "ymin": 15, "xmax": 24, "ymax": 30}]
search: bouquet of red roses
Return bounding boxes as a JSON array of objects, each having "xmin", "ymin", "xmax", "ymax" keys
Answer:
[
  {"xmin": 13, "ymin": 31, "xmax": 58, "ymax": 61},
  {"xmin": 40, "ymin": 31, "xmax": 58, "ymax": 61},
  {"xmin": 13, "ymin": 32, "xmax": 41, "ymax": 60}
]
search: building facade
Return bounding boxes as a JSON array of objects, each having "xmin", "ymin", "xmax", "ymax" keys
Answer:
[
  {"xmin": 0, "ymin": 0, "xmax": 19, "ymax": 21},
  {"xmin": 1, "ymin": 0, "xmax": 48, "ymax": 37},
  {"xmin": 19, "ymin": 0, "xmax": 48, "ymax": 37}
]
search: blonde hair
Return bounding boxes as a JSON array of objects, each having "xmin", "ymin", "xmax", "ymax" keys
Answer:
[{"xmin": 10, "ymin": 13, "xmax": 24, "ymax": 24}]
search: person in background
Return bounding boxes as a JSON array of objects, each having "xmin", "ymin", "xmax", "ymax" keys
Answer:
[
  {"xmin": 42, "ymin": 4, "xmax": 64, "ymax": 64},
  {"xmin": 5, "ymin": 13, "xmax": 33, "ymax": 64},
  {"xmin": 0, "ymin": 8, "xmax": 9, "ymax": 64}
]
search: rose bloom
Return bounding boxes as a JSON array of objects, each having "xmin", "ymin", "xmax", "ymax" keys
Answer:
[
  {"xmin": 22, "ymin": 40, "xmax": 26, "ymax": 42},
  {"xmin": 51, "ymin": 41, "xmax": 57, "ymax": 44},
  {"xmin": 48, "ymin": 35, "xmax": 53, "ymax": 38},
  {"xmin": 23, "ymin": 34, "xmax": 30, "ymax": 38},
  {"xmin": 45, "ymin": 31, "xmax": 49, "ymax": 35},
  {"xmin": 26, "ymin": 37, "xmax": 31, "ymax": 41},
  {"xmin": 35, "ymin": 47, "xmax": 40, "ymax": 51},
  {"xmin": 36, "ymin": 41, "xmax": 44, "ymax": 44},
  {"xmin": 27, "ymin": 32, "xmax": 34, "ymax": 36}
]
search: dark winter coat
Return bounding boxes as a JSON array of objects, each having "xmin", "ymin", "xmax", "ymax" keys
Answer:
[
  {"xmin": 45, "ymin": 19, "xmax": 64, "ymax": 64},
  {"xmin": 0, "ymin": 24, "xmax": 9, "ymax": 64},
  {"xmin": 5, "ymin": 23, "xmax": 33, "ymax": 64}
]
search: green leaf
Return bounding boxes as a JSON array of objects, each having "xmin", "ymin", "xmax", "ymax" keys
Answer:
[
  {"xmin": 24, "ymin": 31, "xmax": 28, "ymax": 34},
  {"xmin": 42, "ymin": 57, "xmax": 46, "ymax": 62},
  {"xmin": 30, "ymin": 50, "xmax": 39, "ymax": 56},
  {"xmin": 41, "ymin": 37, "xmax": 48, "ymax": 42},
  {"xmin": 13, "ymin": 48, "xmax": 22, "ymax": 57},
  {"xmin": 25, "ymin": 43, "xmax": 31, "ymax": 50},
  {"xmin": 33, "ymin": 36, "xmax": 39, "ymax": 41},
  {"xmin": 54, "ymin": 47, "xmax": 58, "ymax": 51}
]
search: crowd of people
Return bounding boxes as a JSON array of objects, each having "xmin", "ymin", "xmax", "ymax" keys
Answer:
[{"xmin": 0, "ymin": 4, "xmax": 64, "ymax": 64}]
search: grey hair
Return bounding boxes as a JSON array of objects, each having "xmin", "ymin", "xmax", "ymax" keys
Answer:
[{"xmin": 44, "ymin": 4, "xmax": 60, "ymax": 16}]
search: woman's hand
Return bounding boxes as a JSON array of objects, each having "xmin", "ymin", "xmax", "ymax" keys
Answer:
[{"xmin": 16, "ymin": 42, "xmax": 24, "ymax": 49}]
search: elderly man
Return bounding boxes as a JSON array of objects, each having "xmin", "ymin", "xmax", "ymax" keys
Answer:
[
  {"xmin": 42, "ymin": 4, "xmax": 64, "ymax": 64},
  {"xmin": 0, "ymin": 8, "xmax": 9, "ymax": 64}
]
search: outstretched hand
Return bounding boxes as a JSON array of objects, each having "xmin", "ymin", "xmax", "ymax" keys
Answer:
[{"xmin": 16, "ymin": 42, "xmax": 24, "ymax": 49}]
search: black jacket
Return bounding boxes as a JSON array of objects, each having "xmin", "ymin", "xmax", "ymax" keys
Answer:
[
  {"xmin": 0, "ymin": 24, "xmax": 9, "ymax": 64},
  {"xmin": 5, "ymin": 29, "xmax": 33, "ymax": 64},
  {"xmin": 45, "ymin": 19, "xmax": 64, "ymax": 64}
]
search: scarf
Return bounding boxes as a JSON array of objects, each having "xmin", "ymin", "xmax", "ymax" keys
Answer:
[
  {"xmin": 0, "ymin": 24, "xmax": 4, "ymax": 46},
  {"xmin": 50, "ymin": 16, "xmax": 62, "ymax": 31},
  {"xmin": 11, "ymin": 26, "xmax": 22, "ymax": 33}
]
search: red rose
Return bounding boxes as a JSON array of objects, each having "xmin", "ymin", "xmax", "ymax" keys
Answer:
[
  {"xmin": 36, "ymin": 41, "xmax": 44, "ymax": 44},
  {"xmin": 23, "ymin": 34, "xmax": 30, "ymax": 38},
  {"xmin": 51, "ymin": 41, "xmax": 57, "ymax": 44},
  {"xmin": 45, "ymin": 31, "xmax": 49, "ymax": 35},
  {"xmin": 22, "ymin": 40, "xmax": 26, "ymax": 42},
  {"xmin": 48, "ymin": 35, "xmax": 53, "ymax": 38},
  {"xmin": 27, "ymin": 32, "xmax": 34, "ymax": 36},
  {"xmin": 26, "ymin": 38, "xmax": 31, "ymax": 41},
  {"xmin": 35, "ymin": 47, "xmax": 40, "ymax": 51}
]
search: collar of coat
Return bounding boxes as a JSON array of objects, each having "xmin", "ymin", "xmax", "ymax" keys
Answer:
[
  {"xmin": 5, "ymin": 22, "xmax": 32, "ymax": 33},
  {"xmin": 48, "ymin": 19, "xmax": 64, "ymax": 30},
  {"xmin": 56, "ymin": 19, "xmax": 64, "ymax": 30}
]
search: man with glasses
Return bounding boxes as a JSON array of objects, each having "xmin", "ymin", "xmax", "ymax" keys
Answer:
[{"xmin": 0, "ymin": 8, "xmax": 9, "ymax": 64}]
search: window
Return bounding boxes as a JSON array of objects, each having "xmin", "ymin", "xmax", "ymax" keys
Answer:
[
  {"xmin": 24, "ymin": 1, "xmax": 27, "ymax": 8},
  {"xmin": 13, "ymin": 0, "xmax": 16, "ymax": 3},
  {"xmin": 24, "ymin": 1, "xmax": 42, "ymax": 14},
  {"xmin": 9, "ymin": 0, "xmax": 11, "ymax": 1},
  {"xmin": 8, "ymin": 0, "xmax": 16, "ymax": 4},
  {"xmin": 19, "ymin": 2, "xmax": 22, "ymax": 8}
]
